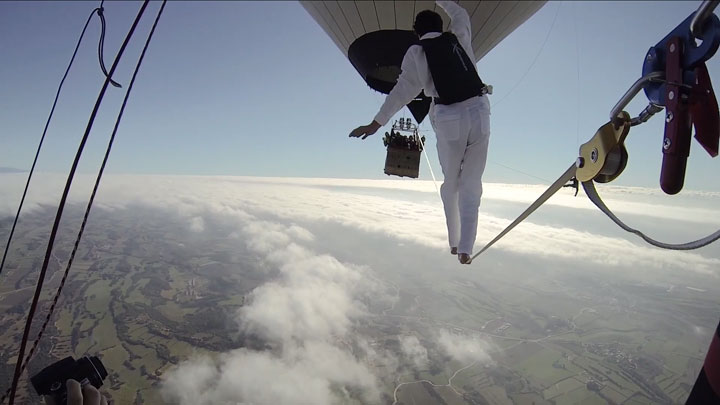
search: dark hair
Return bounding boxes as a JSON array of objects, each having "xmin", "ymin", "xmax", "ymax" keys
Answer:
[{"xmin": 413, "ymin": 10, "xmax": 443, "ymax": 37}]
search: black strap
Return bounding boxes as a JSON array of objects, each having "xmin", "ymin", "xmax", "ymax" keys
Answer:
[{"xmin": 582, "ymin": 180, "xmax": 720, "ymax": 250}]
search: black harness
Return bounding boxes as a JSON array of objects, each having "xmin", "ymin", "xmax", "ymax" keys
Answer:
[{"xmin": 420, "ymin": 32, "xmax": 485, "ymax": 105}]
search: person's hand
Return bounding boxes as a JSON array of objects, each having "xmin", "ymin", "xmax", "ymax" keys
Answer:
[
  {"xmin": 44, "ymin": 379, "xmax": 108, "ymax": 405},
  {"xmin": 349, "ymin": 121, "xmax": 382, "ymax": 140}
]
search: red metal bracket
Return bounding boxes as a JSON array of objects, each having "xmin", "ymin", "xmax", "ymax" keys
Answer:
[
  {"xmin": 661, "ymin": 37, "xmax": 693, "ymax": 195},
  {"xmin": 690, "ymin": 63, "xmax": 720, "ymax": 157}
]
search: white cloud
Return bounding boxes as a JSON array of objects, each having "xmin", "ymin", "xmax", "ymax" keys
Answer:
[
  {"xmin": 161, "ymin": 217, "xmax": 384, "ymax": 404},
  {"xmin": 399, "ymin": 335, "xmax": 429, "ymax": 369},
  {"xmin": 160, "ymin": 355, "xmax": 217, "ymax": 405},
  {"xmin": 2, "ymin": 173, "xmax": 718, "ymax": 402},
  {"xmin": 189, "ymin": 216, "xmax": 205, "ymax": 232},
  {"xmin": 437, "ymin": 329, "xmax": 493, "ymax": 365},
  {"xmin": 239, "ymin": 245, "xmax": 364, "ymax": 344},
  {"xmin": 162, "ymin": 345, "xmax": 380, "ymax": 405}
]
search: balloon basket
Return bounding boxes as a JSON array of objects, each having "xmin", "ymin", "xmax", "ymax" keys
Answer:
[{"xmin": 384, "ymin": 147, "xmax": 421, "ymax": 178}]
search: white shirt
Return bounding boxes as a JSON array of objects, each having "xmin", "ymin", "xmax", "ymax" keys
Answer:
[{"xmin": 374, "ymin": 0, "xmax": 477, "ymax": 126}]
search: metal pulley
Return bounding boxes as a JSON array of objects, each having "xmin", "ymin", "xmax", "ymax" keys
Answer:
[{"xmin": 576, "ymin": 112, "xmax": 631, "ymax": 183}]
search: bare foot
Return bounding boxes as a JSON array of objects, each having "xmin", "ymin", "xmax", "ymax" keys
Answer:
[
  {"xmin": 450, "ymin": 247, "xmax": 458, "ymax": 255},
  {"xmin": 458, "ymin": 253, "xmax": 472, "ymax": 264}
]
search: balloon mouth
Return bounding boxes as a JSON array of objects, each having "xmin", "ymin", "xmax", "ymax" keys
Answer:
[
  {"xmin": 348, "ymin": 30, "xmax": 431, "ymax": 123},
  {"xmin": 348, "ymin": 30, "xmax": 418, "ymax": 94}
]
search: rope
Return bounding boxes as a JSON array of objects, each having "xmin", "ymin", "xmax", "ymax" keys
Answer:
[
  {"xmin": 417, "ymin": 132, "xmax": 441, "ymax": 198},
  {"xmin": 583, "ymin": 181, "xmax": 720, "ymax": 250},
  {"xmin": 5, "ymin": 2, "xmax": 151, "ymax": 402},
  {"xmin": 97, "ymin": 6, "xmax": 123, "ymax": 88},
  {"xmin": 489, "ymin": 160, "xmax": 552, "ymax": 183},
  {"xmin": 469, "ymin": 172, "xmax": 720, "ymax": 264},
  {"xmin": 490, "ymin": 1, "xmax": 562, "ymax": 109},
  {"xmin": 0, "ymin": 4, "xmax": 113, "ymax": 282},
  {"xmin": 573, "ymin": 1, "xmax": 581, "ymax": 150},
  {"xmin": 3, "ymin": 3, "xmax": 166, "ymax": 403},
  {"xmin": 471, "ymin": 163, "xmax": 576, "ymax": 261}
]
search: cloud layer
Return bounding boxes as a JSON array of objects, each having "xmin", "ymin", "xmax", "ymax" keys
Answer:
[
  {"xmin": 2, "ymin": 173, "xmax": 717, "ymax": 402},
  {"xmin": 1, "ymin": 173, "xmax": 718, "ymax": 276}
]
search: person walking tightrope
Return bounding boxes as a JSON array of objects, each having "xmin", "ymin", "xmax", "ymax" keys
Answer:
[{"xmin": 350, "ymin": 0, "xmax": 491, "ymax": 264}]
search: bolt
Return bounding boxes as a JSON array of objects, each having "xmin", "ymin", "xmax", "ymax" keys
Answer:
[
  {"xmin": 670, "ymin": 43, "xmax": 676, "ymax": 53},
  {"xmin": 576, "ymin": 157, "xmax": 585, "ymax": 168},
  {"xmin": 666, "ymin": 112, "xmax": 673, "ymax": 123},
  {"xmin": 646, "ymin": 53, "xmax": 653, "ymax": 61},
  {"xmin": 663, "ymin": 138, "xmax": 672, "ymax": 150},
  {"xmin": 668, "ymin": 91, "xmax": 675, "ymax": 100},
  {"xmin": 591, "ymin": 148, "xmax": 598, "ymax": 163}
]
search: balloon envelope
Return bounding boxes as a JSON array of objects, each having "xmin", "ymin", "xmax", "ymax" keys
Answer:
[{"xmin": 301, "ymin": 1, "xmax": 546, "ymax": 122}]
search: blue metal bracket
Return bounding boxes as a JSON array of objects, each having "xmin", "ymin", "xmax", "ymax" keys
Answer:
[{"xmin": 642, "ymin": 11, "xmax": 720, "ymax": 105}]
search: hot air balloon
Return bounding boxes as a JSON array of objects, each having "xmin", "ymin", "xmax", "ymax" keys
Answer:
[{"xmin": 300, "ymin": 1, "xmax": 546, "ymax": 123}]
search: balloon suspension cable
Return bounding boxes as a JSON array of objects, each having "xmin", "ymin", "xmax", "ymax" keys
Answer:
[
  {"xmin": 0, "ymin": 1, "xmax": 115, "ymax": 282},
  {"xmin": 5, "ymin": 1, "xmax": 153, "ymax": 403},
  {"xmin": 417, "ymin": 130, "xmax": 441, "ymax": 199},
  {"xmin": 490, "ymin": 1, "xmax": 562, "ymax": 110},
  {"xmin": 1, "ymin": 3, "xmax": 167, "ymax": 403}
]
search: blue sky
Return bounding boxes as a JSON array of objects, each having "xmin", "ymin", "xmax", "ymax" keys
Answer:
[{"xmin": 1, "ymin": 1, "xmax": 719, "ymax": 191}]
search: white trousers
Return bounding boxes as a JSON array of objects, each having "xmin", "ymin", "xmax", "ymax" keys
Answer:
[{"xmin": 429, "ymin": 96, "xmax": 491, "ymax": 255}]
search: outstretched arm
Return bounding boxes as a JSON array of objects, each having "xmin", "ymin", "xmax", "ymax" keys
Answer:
[
  {"xmin": 350, "ymin": 51, "xmax": 422, "ymax": 140},
  {"xmin": 437, "ymin": 1, "xmax": 471, "ymax": 43},
  {"xmin": 349, "ymin": 120, "xmax": 381, "ymax": 140}
]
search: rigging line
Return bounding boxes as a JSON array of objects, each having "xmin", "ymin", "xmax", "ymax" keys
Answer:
[
  {"xmin": 417, "ymin": 131, "xmax": 441, "ymax": 199},
  {"xmin": 353, "ymin": 1, "xmax": 366, "ymax": 33},
  {"xmin": 336, "ymin": 0, "xmax": 356, "ymax": 39},
  {"xmin": 490, "ymin": 1, "xmax": 562, "ymax": 110},
  {"xmin": 6, "ymin": 1, "xmax": 150, "ymax": 403},
  {"xmin": 489, "ymin": 160, "xmax": 552, "ymax": 183},
  {"xmin": 97, "ymin": 6, "xmax": 122, "ymax": 88},
  {"xmin": 573, "ymin": 1, "xmax": 581, "ymax": 150},
  {"xmin": 0, "ymin": 4, "xmax": 105, "ymax": 282},
  {"xmin": 6, "ymin": 2, "xmax": 167, "ymax": 398},
  {"xmin": 372, "ymin": 0, "xmax": 381, "ymax": 31},
  {"xmin": 394, "ymin": 0, "xmax": 397, "ymax": 29}
]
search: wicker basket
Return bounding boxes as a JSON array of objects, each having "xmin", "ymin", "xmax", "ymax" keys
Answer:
[{"xmin": 384, "ymin": 147, "xmax": 421, "ymax": 178}]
